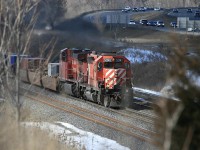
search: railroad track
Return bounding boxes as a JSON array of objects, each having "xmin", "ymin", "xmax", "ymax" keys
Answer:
[
  {"xmin": 20, "ymin": 82, "xmax": 162, "ymax": 128},
  {"xmin": 20, "ymin": 84, "xmax": 163, "ymax": 147},
  {"xmin": 124, "ymin": 107, "xmax": 159, "ymax": 120},
  {"xmin": 21, "ymin": 82, "xmax": 160, "ymax": 127}
]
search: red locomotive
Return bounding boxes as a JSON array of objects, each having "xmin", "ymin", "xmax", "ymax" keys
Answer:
[{"xmin": 19, "ymin": 48, "xmax": 133, "ymax": 107}]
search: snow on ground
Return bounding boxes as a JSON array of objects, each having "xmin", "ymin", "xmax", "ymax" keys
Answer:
[
  {"xmin": 119, "ymin": 48, "xmax": 179, "ymax": 101},
  {"xmin": 120, "ymin": 48, "xmax": 167, "ymax": 64},
  {"xmin": 22, "ymin": 122, "xmax": 130, "ymax": 150},
  {"xmin": 133, "ymin": 87, "xmax": 179, "ymax": 102},
  {"xmin": 133, "ymin": 87, "xmax": 162, "ymax": 97},
  {"xmin": 187, "ymin": 70, "xmax": 200, "ymax": 87}
]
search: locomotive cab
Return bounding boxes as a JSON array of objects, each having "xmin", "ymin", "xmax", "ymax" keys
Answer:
[
  {"xmin": 88, "ymin": 52, "xmax": 133, "ymax": 107},
  {"xmin": 95, "ymin": 54, "xmax": 132, "ymax": 90}
]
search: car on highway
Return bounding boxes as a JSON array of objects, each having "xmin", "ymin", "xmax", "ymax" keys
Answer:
[
  {"xmin": 128, "ymin": 20, "xmax": 136, "ymax": 25},
  {"xmin": 187, "ymin": 28, "xmax": 197, "ymax": 32},
  {"xmin": 154, "ymin": 7, "xmax": 161, "ymax": 11},
  {"xmin": 132, "ymin": 8, "xmax": 138, "ymax": 12},
  {"xmin": 187, "ymin": 8, "xmax": 192, "ymax": 13},
  {"xmin": 147, "ymin": 21, "xmax": 157, "ymax": 26},
  {"xmin": 138, "ymin": 7, "xmax": 147, "ymax": 11},
  {"xmin": 194, "ymin": 12, "xmax": 200, "ymax": 17},
  {"xmin": 140, "ymin": 19, "xmax": 148, "ymax": 25},
  {"xmin": 173, "ymin": 8, "xmax": 179, "ymax": 13},
  {"xmin": 121, "ymin": 9, "xmax": 129, "ymax": 13},
  {"xmin": 124, "ymin": 6, "xmax": 131, "ymax": 11},
  {"xmin": 122, "ymin": 6, "xmax": 131, "ymax": 12},
  {"xmin": 170, "ymin": 22, "xmax": 177, "ymax": 28},
  {"xmin": 156, "ymin": 20, "xmax": 164, "ymax": 27}
]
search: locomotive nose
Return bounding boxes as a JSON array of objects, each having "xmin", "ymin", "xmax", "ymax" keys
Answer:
[
  {"xmin": 115, "ymin": 68, "xmax": 126, "ymax": 85},
  {"xmin": 105, "ymin": 69, "xmax": 126, "ymax": 89}
]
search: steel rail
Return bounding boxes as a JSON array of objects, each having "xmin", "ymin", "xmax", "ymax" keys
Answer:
[
  {"xmin": 125, "ymin": 108, "xmax": 160, "ymax": 120},
  {"xmin": 67, "ymin": 94, "xmax": 161, "ymax": 127},
  {"xmin": 58, "ymin": 92, "xmax": 158, "ymax": 126}
]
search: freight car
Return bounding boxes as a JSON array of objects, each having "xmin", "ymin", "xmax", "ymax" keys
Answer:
[
  {"xmin": 19, "ymin": 48, "xmax": 133, "ymax": 107},
  {"xmin": 4, "ymin": 54, "xmax": 29, "ymax": 75}
]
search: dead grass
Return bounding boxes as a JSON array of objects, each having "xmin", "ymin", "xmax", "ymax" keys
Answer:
[
  {"xmin": 0, "ymin": 102, "xmax": 76, "ymax": 150},
  {"xmin": 132, "ymin": 61, "xmax": 170, "ymax": 91},
  {"xmin": 130, "ymin": 11, "xmax": 165, "ymax": 21},
  {"xmin": 104, "ymin": 25, "xmax": 173, "ymax": 44}
]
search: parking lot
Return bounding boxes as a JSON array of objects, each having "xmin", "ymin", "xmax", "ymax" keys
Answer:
[{"xmin": 120, "ymin": 7, "xmax": 200, "ymax": 34}]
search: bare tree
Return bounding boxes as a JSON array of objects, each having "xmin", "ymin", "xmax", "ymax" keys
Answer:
[
  {"xmin": 156, "ymin": 37, "xmax": 200, "ymax": 150},
  {"xmin": 0, "ymin": 0, "xmax": 40, "ymax": 122}
]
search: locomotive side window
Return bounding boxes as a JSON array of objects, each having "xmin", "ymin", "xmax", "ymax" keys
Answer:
[
  {"xmin": 114, "ymin": 58, "xmax": 123, "ymax": 63},
  {"xmin": 114, "ymin": 62, "xmax": 123, "ymax": 69},
  {"xmin": 97, "ymin": 62, "xmax": 103, "ymax": 71},
  {"xmin": 125, "ymin": 62, "xmax": 130, "ymax": 69},
  {"xmin": 114, "ymin": 58, "xmax": 123, "ymax": 69},
  {"xmin": 61, "ymin": 52, "xmax": 67, "ymax": 61},
  {"xmin": 104, "ymin": 62, "xmax": 113, "ymax": 68},
  {"xmin": 104, "ymin": 58, "xmax": 113, "ymax": 68}
]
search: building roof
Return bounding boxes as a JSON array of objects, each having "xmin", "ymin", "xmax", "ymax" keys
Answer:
[
  {"xmin": 178, "ymin": 16, "xmax": 200, "ymax": 21},
  {"xmin": 168, "ymin": 7, "xmax": 200, "ymax": 20}
]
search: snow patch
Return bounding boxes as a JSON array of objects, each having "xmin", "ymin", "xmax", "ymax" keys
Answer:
[
  {"xmin": 187, "ymin": 71, "xmax": 200, "ymax": 87},
  {"xmin": 121, "ymin": 48, "xmax": 167, "ymax": 64},
  {"xmin": 22, "ymin": 122, "xmax": 130, "ymax": 150}
]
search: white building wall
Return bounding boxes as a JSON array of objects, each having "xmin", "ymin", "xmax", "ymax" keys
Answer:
[
  {"xmin": 177, "ymin": 17, "xmax": 200, "ymax": 29},
  {"xmin": 177, "ymin": 17, "xmax": 188, "ymax": 28}
]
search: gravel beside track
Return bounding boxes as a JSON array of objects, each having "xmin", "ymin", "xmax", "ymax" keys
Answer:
[{"xmin": 20, "ymin": 82, "xmax": 160, "ymax": 150}]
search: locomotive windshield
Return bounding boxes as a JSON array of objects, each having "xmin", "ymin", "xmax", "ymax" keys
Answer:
[
  {"xmin": 104, "ymin": 58, "xmax": 124, "ymax": 69},
  {"xmin": 114, "ymin": 58, "xmax": 123, "ymax": 69},
  {"xmin": 104, "ymin": 62, "xmax": 123, "ymax": 69},
  {"xmin": 114, "ymin": 62, "xmax": 123, "ymax": 69},
  {"xmin": 104, "ymin": 62, "xmax": 113, "ymax": 68},
  {"xmin": 103, "ymin": 58, "xmax": 124, "ymax": 69}
]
